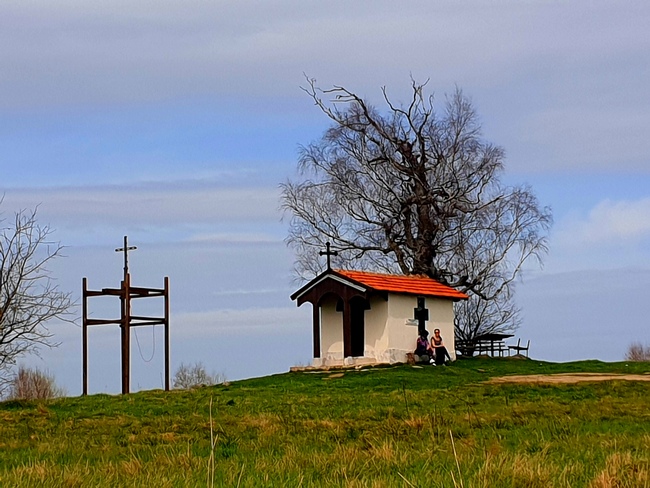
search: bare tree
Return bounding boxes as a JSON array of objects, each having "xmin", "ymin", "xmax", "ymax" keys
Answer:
[
  {"xmin": 0, "ymin": 206, "xmax": 73, "ymax": 375},
  {"xmin": 281, "ymin": 78, "xmax": 551, "ymax": 340},
  {"xmin": 454, "ymin": 283, "xmax": 522, "ymax": 342}
]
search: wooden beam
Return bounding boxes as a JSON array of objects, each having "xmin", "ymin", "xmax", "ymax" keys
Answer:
[
  {"xmin": 129, "ymin": 320, "xmax": 165, "ymax": 327},
  {"xmin": 86, "ymin": 318, "xmax": 121, "ymax": 326}
]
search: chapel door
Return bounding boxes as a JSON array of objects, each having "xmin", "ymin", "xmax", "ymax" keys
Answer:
[{"xmin": 350, "ymin": 297, "xmax": 368, "ymax": 357}]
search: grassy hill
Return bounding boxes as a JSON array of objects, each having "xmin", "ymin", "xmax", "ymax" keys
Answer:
[{"xmin": 1, "ymin": 358, "xmax": 649, "ymax": 487}]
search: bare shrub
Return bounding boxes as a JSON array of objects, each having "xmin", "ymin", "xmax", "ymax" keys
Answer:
[
  {"xmin": 5, "ymin": 365, "xmax": 66, "ymax": 400},
  {"xmin": 173, "ymin": 362, "xmax": 225, "ymax": 390},
  {"xmin": 625, "ymin": 342, "xmax": 650, "ymax": 362}
]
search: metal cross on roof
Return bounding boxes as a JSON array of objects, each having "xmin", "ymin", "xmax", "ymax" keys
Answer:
[
  {"xmin": 319, "ymin": 242, "xmax": 338, "ymax": 270},
  {"xmin": 115, "ymin": 235, "xmax": 137, "ymax": 279}
]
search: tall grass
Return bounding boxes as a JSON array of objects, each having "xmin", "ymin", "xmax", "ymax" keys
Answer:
[{"xmin": 0, "ymin": 358, "xmax": 649, "ymax": 486}]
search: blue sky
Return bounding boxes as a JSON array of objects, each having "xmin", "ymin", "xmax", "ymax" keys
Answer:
[{"xmin": 2, "ymin": 1, "xmax": 649, "ymax": 395}]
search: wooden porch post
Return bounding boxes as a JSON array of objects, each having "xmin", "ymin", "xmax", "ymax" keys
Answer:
[
  {"xmin": 312, "ymin": 304, "xmax": 321, "ymax": 358},
  {"xmin": 342, "ymin": 299, "xmax": 352, "ymax": 358}
]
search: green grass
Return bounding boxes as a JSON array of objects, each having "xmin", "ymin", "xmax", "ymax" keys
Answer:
[{"xmin": 1, "ymin": 358, "xmax": 649, "ymax": 487}]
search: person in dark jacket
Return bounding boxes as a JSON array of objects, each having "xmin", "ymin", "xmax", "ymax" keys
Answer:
[{"xmin": 431, "ymin": 328, "xmax": 451, "ymax": 366}]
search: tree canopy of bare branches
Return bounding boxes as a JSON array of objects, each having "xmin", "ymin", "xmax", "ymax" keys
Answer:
[
  {"xmin": 0, "ymin": 206, "xmax": 73, "ymax": 374},
  {"xmin": 281, "ymin": 78, "xmax": 552, "ymax": 340}
]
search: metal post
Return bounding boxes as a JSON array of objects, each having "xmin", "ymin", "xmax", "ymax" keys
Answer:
[
  {"xmin": 120, "ymin": 273, "xmax": 132, "ymax": 394},
  {"xmin": 164, "ymin": 276, "xmax": 170, "ymax": 391},
  {"xmin": 82, "ymin": 277, "xmax": 88, "ymax": 396}
]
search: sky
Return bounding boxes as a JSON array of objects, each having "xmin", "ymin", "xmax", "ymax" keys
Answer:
[{"xmin": 1, "ymin": 1, "xmax": 649, "ymax": 395}]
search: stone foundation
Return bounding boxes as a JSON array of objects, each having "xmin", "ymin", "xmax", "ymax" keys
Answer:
[{"xmin": 306, "ymin": 348, "xmax": 411, "ymax": 369}]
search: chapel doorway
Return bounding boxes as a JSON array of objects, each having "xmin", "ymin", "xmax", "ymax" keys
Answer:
[{"xmin": 350, "ymin": 297, "xmax": 368, "ymax": 357}]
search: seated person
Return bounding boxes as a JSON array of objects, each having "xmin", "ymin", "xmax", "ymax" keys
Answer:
[
  {"xmin": 431, "ymin": 328, "xmax": 452, "ymax": 366},
  {"xmin": 414, "ymin": 330, "xmax": 435, "ymax": 363}
]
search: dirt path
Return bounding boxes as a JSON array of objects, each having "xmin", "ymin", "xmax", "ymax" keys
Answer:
[{"xmin": 487, "ymin": 372, "xmax": 650, "ymax": 384}]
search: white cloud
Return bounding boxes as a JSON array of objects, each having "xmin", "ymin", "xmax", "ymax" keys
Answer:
[
  {"xmin": 173, "ymin": 306, "xmax": 309, "ymax": 338},
  {"xmin": 1, "ymin": 0, "xmax": 649, "ymax": 174},
  {"xmin": 186, "ymin": 232, "xmax": 279, "ymax": 244},
  {"xmin": 517, "ymin": 107, "xmax": 650, "ymax": 172},
  {"xmin": 2, "ymin": 181, "xmax": 281, "ymax": 228},
  {"xmin": 2, "ymin": 0, "xmax": 648, "ymax": 109},
  {"xmin": 556, "ymin": 198, "xmax": 650, "ymax": 247}
]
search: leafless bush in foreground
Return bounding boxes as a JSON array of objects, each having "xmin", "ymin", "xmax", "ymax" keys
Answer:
[
  {"xmin": 625, "ymin": 342, "xmax": 650, "ymax": 362},
  {"xmin": 173, "ymin": 362, "xmax": 225, "ymax": 390},
  {"xmin": 4, "ymin": 365, "xmax": 66, "ymax": 400}
]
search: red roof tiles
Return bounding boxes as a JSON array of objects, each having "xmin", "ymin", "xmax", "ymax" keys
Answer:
[{"xmin": 334, "ymin": 269, "xmax": 468, "ymax": 300}]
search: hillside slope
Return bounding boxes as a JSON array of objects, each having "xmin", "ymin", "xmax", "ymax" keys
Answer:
[{"xmin": 1, "ymin": 359, "xmax": 649, "ymax": 487}]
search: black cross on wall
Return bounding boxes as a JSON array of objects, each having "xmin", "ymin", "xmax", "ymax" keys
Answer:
[{"xmin": 413, "ymin": 296, "xmax": 429, "ymax": 335}]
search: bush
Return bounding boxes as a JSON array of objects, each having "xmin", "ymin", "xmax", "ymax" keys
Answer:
[
  {"xmin": 4, "ymin": 365, "xmax": 66, "ymax": 400},
  {"xmin": 172, "ymin": 362, "xmax": 225, "ymax": 390},
  {"xmin": 625, "ymin": 342, "xmax": 650, "ymax": 362}
]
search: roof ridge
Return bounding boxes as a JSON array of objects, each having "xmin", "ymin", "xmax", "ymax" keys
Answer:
[
  {"xmin": 335, "ymin": 268, "xmax": 428, "ymax": 277},
  {"xmin": 335, "ymin": 269, "xmax": 439, "ymax": 280},
  {"xmin": 333, "ymin": 268, "xmax": 468, "ymax": 300}
]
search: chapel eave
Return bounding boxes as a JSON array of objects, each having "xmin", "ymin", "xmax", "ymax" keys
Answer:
[
  {"xmin": 291, "ymin": 269, "xmax": 374, "ymax": 306},
  {"xmin": 291, "ymin": 269, "xmax": 468, "ymax": 307}
]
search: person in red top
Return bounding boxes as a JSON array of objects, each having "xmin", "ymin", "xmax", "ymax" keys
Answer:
[{"xmin": 431, "ymin": 328, "xmax": 451, "ymax": 366}]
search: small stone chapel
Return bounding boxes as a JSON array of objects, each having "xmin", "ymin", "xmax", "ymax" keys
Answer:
[{"xmin": 291, "ymin": 267, "xmax": 468, "ymax": 368}]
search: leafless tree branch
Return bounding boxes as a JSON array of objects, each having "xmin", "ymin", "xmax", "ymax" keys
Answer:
[
  {"xmin": 282, "ymin": 78, "xmax": 552, "ymax": 339},
  {"xmin": 0, "ymin": 205, "xmax": 73, "ymax": 374}
]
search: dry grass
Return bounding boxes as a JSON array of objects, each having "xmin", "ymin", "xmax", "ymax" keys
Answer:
[
  {"xmin": 589, "ymin": 452, "xmax": 649, "ymax": 488},
  {"xmin": 1, "ymin": 359, "xmax": 649, "ymax": 486}
]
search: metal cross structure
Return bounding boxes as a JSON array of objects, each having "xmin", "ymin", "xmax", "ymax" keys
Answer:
[
  {"xmin": 413, "ymin": 296, "xmax": 429, "ymax": 335},
  {"xmin": 115, "ymin": 235, "xmax": 137, "ymax": 280},
  {"xmin": 319, "ymin": 242, "xmax": 339, "ymax": 270},
  {"xmin": 82, "ymin": 236, "xmax": 170, "ymax": 395}
]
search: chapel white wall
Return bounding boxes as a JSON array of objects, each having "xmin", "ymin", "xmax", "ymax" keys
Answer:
[{"xmin": 312, "ymin": 292, "xmax": 457, "ymax": 367}]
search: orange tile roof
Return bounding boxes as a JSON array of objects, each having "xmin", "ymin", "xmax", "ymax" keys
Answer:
[{"xmin": 334, "ymin": 269, "xmax": 468, "ymax": 300}]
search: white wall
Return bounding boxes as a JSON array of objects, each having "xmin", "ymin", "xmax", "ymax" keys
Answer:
[
  {"xmin": 426, "ymin": 298, "xmax": 456, "ymax": 360},
  {"xmin": 314, "ymin": 292, "xmax": 457, "ymax": 367},
  {"xmin": 384, "ymin": 294, "xmax": 456, "ymax": 362},
  {"xmin": 363, "ymin": 296, "xmax": 388, "ymax": 358}
]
